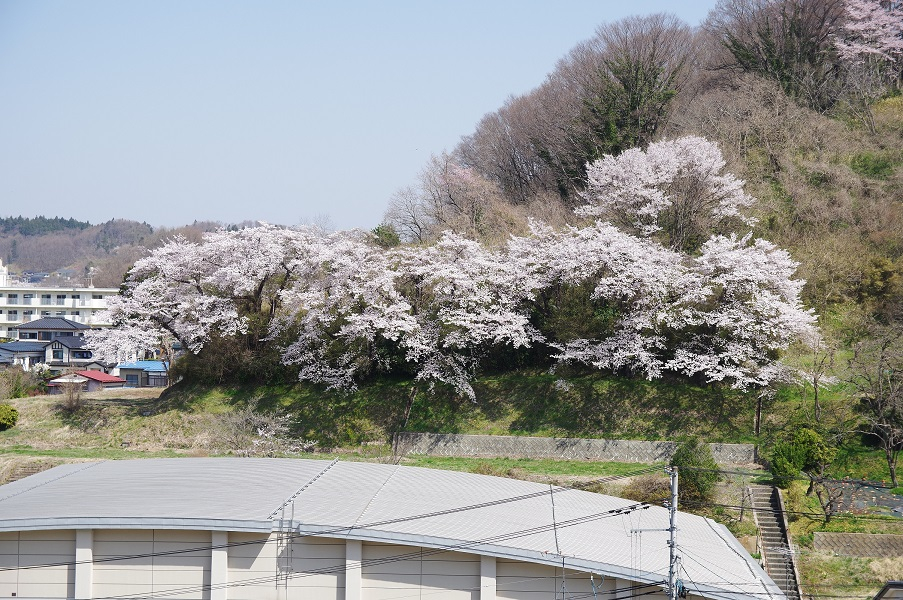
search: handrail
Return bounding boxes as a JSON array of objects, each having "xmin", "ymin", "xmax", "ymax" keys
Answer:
[
  {"xmin": 749, "ymin": 485, "xmax": 769, "ymax": 571},
  {"xmin": 776, "ymin": 487, "xmax": 805, "ymax": 600}
]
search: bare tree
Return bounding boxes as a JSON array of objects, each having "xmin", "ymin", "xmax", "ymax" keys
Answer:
[
  {"xmin": 58, "ymin": 376, "xmax": 86, "ymax": 414},
  {"xmin": 706, "ymin": 0, "xmax": 846, "ymax": 111},
  {"xmin": 384, "ymin": 154, "xmax": 524, "ymax": 245},
  {"xmin": 848, "ymin": 326, "xmax": 903, "ymax": 487},
  {"xmin": 453, "ymin": 13, "xmax": 699, "ymax": 208}
]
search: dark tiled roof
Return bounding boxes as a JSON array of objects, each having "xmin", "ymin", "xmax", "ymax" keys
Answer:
[
  {"xmin": 55, "ymin": 337, "xmax": 87, "ymax": 349},
  {"xmin": 0, "ymin": 341, "xmax": 50, "ymax": 353},
  {"xmin": 14, "ymin": 317, "xmax": 90, "ymax": 331}
]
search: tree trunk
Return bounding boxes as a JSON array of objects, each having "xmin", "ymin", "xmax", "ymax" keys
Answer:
[{"xmin": 886, "ymin": 447, "xmax": 898, "ymax": 488}]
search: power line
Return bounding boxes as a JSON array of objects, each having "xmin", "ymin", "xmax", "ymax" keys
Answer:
[
  {"xmin": 69, "ymin": 504, "xmax": 658, "ymax": 600},
  {"xmin": 3, "ymin": 464, "xmax": 662, "ymax": 573}
]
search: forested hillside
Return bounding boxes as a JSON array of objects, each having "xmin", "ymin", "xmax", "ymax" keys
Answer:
[
  {"xmin": 380, "ymin": 1, "xmax": 903, "ymax": 399},
  {"xmin": 383, "ymin": 5, "xmax": 903, "ymax": 345},
  {"xmin": 0, "ymin": 218, "xmax": 252, "ymax": 287}
]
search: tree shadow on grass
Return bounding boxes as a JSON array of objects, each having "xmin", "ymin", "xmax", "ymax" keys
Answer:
[{"xmin": 507, "ymin": 372, "xmax": 753, "ymax": 441}]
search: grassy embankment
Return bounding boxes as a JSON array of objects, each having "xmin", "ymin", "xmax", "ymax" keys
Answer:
[{"xmin": 2, "ymin": 371, "xmax": 902, "ymax": 597}]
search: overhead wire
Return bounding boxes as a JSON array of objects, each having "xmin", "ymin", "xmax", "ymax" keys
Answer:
[
  {"xmin": 1, "ymin": 461, "xmax": 794, "ymax": 599},
  {"xmin": 2, "ymin": 464, "xmax": 662, "ymax": 573},
  {"xmin": 74, "ymin": 501, "xmax": 656, "ymax": 600}
]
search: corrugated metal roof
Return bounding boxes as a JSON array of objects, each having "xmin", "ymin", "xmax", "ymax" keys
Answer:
[
  {"xmin": 0, "ymin": 458, "xmax": 782, "ymax": 600},
  {"xmin": 117, "ymin": 360, "xmax": 168, "ymax": 371}
]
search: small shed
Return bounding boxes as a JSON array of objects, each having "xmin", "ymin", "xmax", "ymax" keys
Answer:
[
  {"xmin": 48, "ymin": 370, "xmax": 127, "ymax": 393},
  {"xmin": 115, "ymin": 360, "xmax": 169, "ymax": 387}
]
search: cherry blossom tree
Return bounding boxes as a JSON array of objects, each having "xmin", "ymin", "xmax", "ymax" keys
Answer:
[
  {"xmin": 85, "ymin": 224, "xmax": 326, "ymax": 371},
  {"xmin": 833, "ymin": 0, "xmax": 903, "ymax": 129},
  {"xmin": 277, "ymin": 229, "xmax": 418, "ymax": 390},
  {"xmin": 667, "ymin": 233, "xmax": 817, "ymax": 390},
  {"xmin": 579, "ymin": 136, "xmax": 756, "ymax": 252},
  {"xmin": 508, "ymin": 220, "xmax": 702, "ymax": 379},
  {"xmin": 834, "ymin": 0, "xmax": 903, "ymax": 65},
  {"xmin": 278, "ymin": 230, "xmax": 540, "ymax": 400},
  {"xmin": 86, "ymin": 135, "xmax": 815, "ymax": 401}
]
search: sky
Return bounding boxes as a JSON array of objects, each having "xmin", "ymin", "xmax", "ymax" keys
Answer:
[{"xmin": 0, "ymin": 0, "xmax": 717, "ymax": 232}]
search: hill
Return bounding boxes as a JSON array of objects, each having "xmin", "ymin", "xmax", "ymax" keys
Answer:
[{"xmin": 0, "ymin": 218, "xmax": 253, "ymax": 287}]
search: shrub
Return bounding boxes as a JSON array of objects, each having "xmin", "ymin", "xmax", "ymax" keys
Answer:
[
  {"xmin": 850, "ymin": 152, "xmax": 895, "ymax": 178},
  {"xmin": 670, "ymin": 438, "xmax": 721, "ymax": 507},
  {"xmin": 769, "ymin": 427, "xmax": 836, "ymax": 489},
  {"xmin": 0, "ymin": 404, "xmax": 18, "ymax": 431},
  {"xmin": 621, "ymin": 474, "xmax": 671, "ymax": 504}
]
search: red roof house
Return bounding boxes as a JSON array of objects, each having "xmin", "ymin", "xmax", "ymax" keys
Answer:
[{"xmin": 48, "ymin": 370, "xmax": 127, "ymax": 393}]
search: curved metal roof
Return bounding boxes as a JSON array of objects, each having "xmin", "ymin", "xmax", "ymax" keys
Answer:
[{"xmin": 0, "ymin": 457, "xmax": 782, "ymax": 600}]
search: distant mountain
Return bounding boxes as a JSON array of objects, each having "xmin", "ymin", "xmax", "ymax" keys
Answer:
[
  {"xmin": 0, "ymin": 218, "xmax": 242, "ymax": 288},
  {"xmin": 0, "ymin": 216, "xmax": 91, "ymax": 236}
]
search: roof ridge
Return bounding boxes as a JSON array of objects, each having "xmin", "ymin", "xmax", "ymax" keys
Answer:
[
  {"xmin": 346, "ymin": 463, "xmax": 401, "ymax": 531},
  {"xmin": 267, "ymin": 458, "xmax": 339, "ymax": 520}
]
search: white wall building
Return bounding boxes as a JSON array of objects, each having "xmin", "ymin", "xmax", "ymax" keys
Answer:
[
  {"xmin": 0, "ymin": 259, "xmax": 117, "ymax": 339},
  {"xmin": 0, "ymin": 458, "xmax": 783, "ymax": 600}
]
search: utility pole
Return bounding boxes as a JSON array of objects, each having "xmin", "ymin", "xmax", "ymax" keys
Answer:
[{"xmin": 666, "ymin": 466, "xmax": 678, "ymax": 600}]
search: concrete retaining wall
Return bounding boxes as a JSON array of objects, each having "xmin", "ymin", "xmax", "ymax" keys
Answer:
[
  {"xmin": 814, "ymin": 532, "xmax": 903, "ymax": 557},
  {"xmin": 393, "ymin": 432, "xmax": 755, "ymax": 465}
]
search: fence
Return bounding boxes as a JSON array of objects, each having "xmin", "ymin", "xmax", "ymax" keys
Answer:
[{"xmin": 393, "ymin": 432, "xmax": 755, "ymax": 465}]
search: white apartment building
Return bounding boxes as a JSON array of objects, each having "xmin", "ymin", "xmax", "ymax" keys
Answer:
[{"xmin": 0, "ymin": 259, "xmax": 117, "ymax": 339}]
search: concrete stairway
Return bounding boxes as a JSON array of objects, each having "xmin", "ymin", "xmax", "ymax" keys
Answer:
[{"xmin": 751, "ymin": 484, "xmax": 800, "ymax": 600}]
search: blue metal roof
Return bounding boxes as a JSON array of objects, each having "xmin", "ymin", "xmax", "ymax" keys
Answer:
[{"xmin": 117, "ymin": 360, "xmax": 168, "ymax": 371}]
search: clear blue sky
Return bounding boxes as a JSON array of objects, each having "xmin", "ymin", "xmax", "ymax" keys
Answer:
[{"xmin": 0, "ymin": 1, "xmax": 717, "ymax": 231}]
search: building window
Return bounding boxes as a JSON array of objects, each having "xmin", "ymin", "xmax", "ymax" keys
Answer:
[
  {"xmin": 7, "ymin": 310, "xmax": 17, "ymax": 321},
  {"xmin": 125, "ymin": 374, "xmax": 139, "ymax": 386},
  {"xmin": 92, "ymin": 294, "xmax": 103, "ymax": 300},
  {"xmin": 20, "ymin": 332, "xmax": 37, "ymax": 339},
  {"xmin": 56, "ymin": 294, "xmax": 66, "ymax": 305},
  {"xmin": 73, "ymin": 350, "xmax": 93, "ymax": 359},
  {"xmin": 56, "ymin": 311, "xmax": 65, "ymax": 316},
  {"xmin": 6, "ymin": 294, "xmax": 17, "ymax": 303},
  {"xmin": 40, "ymin": 294, "xmax": 51, "ymax": 305},
  {"xmin": 22, "ymin": 294, "xmax": 33, "ymax": 305},
  {"xmin": 39, "ymin": 331, "xmax": 52, "ymax": 341},
  {"xmin": 41, "ymin": 311, "xmax": 50, "ymax": 317},
  {"xmin": 52, "ymin": 349, "xmax": 64, "ymax": 360}
]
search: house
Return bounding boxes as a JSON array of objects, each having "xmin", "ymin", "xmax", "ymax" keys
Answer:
[
  {"xmin": 47, "ymin": 370, "xmax": 127, "ymax": 393},
  {"xmin": 13, "ymin": 316, "xmax": 91, "ymax": 341},
  {"xmin": 0, "ymin": 340, "xmax": 50, "ymax": 369},
  {"xmin": 0, "ymin": 259, "xmax": 117, "ymax": 340},
  {"xmin": 44, "ymin": 336, "xmax": 107, "ymax": 373},
  {"xmin": 0, "ymin": 317, "xmax": 111, "ymax": 374},
  {"xmin": 0, "ymin": 458, "xmax": 783, "ymax": 600},
  {"xmin": 115, "ymin": 360, "xmax": 169, "ymax": 387}
]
